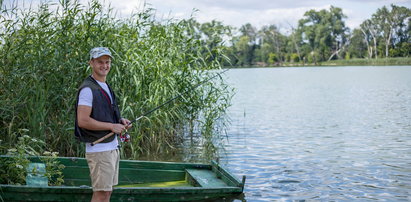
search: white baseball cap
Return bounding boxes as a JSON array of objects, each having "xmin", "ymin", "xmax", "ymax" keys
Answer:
[{"xmin": 89, "ymin": 47, "xmax": 113, "ymax": 60}]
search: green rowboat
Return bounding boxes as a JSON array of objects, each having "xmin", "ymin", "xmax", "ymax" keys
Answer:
[{"xmin": 0, "ymin": 156, "xmax": 245, "ymax": 201}]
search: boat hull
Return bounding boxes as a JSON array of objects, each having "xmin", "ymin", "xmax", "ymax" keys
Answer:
[{"xmin": 0, "ymin": 156, "xmax": 245, "ymax": 201}]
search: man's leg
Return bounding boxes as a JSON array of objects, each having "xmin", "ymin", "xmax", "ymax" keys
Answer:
[
  {"xmin": 91, "ymin": 191, "xmax": 112, "ymax": 202},
  {"xmin": 86, "ymin": 149, "xmax": 119, "ymax": 201}
]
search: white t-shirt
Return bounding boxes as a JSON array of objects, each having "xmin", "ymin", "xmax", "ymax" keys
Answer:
[{"xmin": 78, "ymin": 78, "xmax": 119, "ymax": 153}]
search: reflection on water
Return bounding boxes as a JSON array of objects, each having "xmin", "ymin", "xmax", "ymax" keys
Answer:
[{"xmin": 221, "ymin": 66, "xmax": 411, "ymax": 201}]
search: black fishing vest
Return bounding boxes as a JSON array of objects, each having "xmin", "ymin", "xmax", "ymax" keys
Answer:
[{"xmin": 74, "ymin": 76, "xmax": 121, "ymax": 143}]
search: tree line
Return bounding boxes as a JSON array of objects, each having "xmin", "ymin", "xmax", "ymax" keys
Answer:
[{"xmin": 189, "ymin": 4, "xmax": 410, "ymax": 67}]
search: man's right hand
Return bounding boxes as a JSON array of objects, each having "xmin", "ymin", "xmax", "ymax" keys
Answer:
[{"xmin": 111, "ymin": 123, "xmax": 126, "ymax": 134}]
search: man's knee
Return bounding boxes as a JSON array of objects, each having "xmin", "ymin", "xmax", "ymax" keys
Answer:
[{"xmin": 92, "ymin": 191, "xmax": 112, "ymax": 202}]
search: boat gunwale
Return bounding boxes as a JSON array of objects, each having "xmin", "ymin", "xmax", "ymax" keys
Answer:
[
  {"xmin": 0, "ymin": 155, "xmax": 245, "ymax": 191},
  {"xmin": 0, "ymin": 184, "xmax": 243, "ymax": 192}
]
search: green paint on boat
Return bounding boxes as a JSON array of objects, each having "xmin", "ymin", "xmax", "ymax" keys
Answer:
[
  {"xmin": 116, "ymin": 180, "xmax": 192, "ymax": 188},
  {"xmin": 0, "ymin": 155, "xmax": 245, "ymax": 201}
]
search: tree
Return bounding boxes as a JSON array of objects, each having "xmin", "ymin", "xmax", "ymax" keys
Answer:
[
  {"xmin": 258, "ymin": 25, "xmax": 286, "ymax": 63},
  {"xmin": 230, "ymin": 23, "xmax": 258, "ymax": 66},
  {"xmin": 199, "ymin": 20, "xmax": 232, "ymax": 52},
  {"xmin": 239, "ymin": 23, "xmax": 257, "ymax": 44},
  {"xmin": 326, "ymin": 7, "xmax": 350, "ymax": 61},
  {"xmin": 268, "ymin": 52, "xmax": 278, "ymax": 65},
  {"xmin": 287, "ymin": 24, "xmax": 303, "ymax": 61},
  {"xmin": 360, "ymin": 19, "xmax": 379, "ymax": 59},
  {"xmin": 348, "ymin": 28, "xmax": 368, "ymax": 58},
  {"xmin": 360, "ymin": 4, "xmax": 410, "ymax": 58},
  {"xmin": 255, "ymin": 43, "xmax": 271, "ymax": 64},
  {"xmin": 297, "ymin": 6, "xmax": 349, "ymax": 62},
  {"xmin": 386, "ymin": 5, "xmax": 410, "ymax": 57},
  {"xmin": 234, "ymin": 35, "xmax": 254, "ymax": 66},
  {"xmin": 374, "ymin": 6, "xmax": 395, "ymax": 57}
]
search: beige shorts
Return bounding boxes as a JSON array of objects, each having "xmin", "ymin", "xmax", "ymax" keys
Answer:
[{"xmin": 85, "ymin": 149, "xmax": 119, "ymax": 191}]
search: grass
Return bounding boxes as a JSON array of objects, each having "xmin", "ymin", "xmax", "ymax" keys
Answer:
[
  {"xmin": 244, "ymin": 57, "xmax": 411, "ymax": 67},
  {"xmin": 320, "ymin": 57, "xmax": 411, "ymax": 66}
]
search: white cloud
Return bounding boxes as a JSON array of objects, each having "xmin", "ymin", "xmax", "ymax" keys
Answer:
[{"xmin": 193, "ymin": 5, "xmax": 332, "ymax": 30}]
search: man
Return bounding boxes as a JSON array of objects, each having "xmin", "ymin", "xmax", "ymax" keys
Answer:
[{"xmin": 75, "ymin": 47, "xmax": 131, "ymax": 202}]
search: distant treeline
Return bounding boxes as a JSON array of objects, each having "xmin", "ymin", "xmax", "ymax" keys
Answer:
[{"xmin": 188, "ymin": 4, "xmax": 410, "ymax": 67}]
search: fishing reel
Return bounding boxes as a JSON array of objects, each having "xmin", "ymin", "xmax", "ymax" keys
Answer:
[{"xmin": 119, "ymin": 130, "xmax": 130, "ymax": 143}]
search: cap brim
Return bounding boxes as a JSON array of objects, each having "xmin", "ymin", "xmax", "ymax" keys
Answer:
[{"xmin": 91, "ymin": 54, "xmax": 113, "ymax": 59}]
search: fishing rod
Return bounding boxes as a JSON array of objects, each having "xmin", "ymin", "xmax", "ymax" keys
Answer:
[{"xmin": 91, "ymin": 68, "xmax": 229, "ymax": 146}]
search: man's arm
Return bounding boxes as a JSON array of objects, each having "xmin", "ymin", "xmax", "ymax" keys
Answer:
[{"xmin": 77, "ymin": 105, "xmax": 125, "ymax": 134}]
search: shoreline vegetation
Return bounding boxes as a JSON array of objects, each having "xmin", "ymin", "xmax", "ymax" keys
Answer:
[
  {"xmin": 239, "ymin": 57, "xmax": 411, "ymax": 68},
  {"xmin": 319, "ymin": 57, "xmax": 411, "ymax": 67}
]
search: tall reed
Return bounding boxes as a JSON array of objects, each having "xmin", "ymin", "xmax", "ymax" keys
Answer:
[{"xmin": 0, "ymin": 0, "xmax": 233, "ymax": 162}]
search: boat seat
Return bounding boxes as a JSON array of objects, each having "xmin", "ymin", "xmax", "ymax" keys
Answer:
[{"xmin": 185, "ymin": 169, "xmax": 229, "ymax": 187}]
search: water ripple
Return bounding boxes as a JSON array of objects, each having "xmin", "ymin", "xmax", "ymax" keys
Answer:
[{"xmin": 221, "ymin": 66, "xmax": 411, "ymax": 201}]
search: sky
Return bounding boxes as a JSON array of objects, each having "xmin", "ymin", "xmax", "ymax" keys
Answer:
[
  {"xmin": 106, "ymin": 0, "xmax": 410, "ymax": 31},
  {"xmin": 3, "ymin": 0, "xmax": 411, "ymax": 33}
]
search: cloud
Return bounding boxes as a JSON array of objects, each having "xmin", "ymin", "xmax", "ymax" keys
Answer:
[
  {"xmin": 193, "ymin": 5, "xmax": 331, "ymax": 30},
  {"xmin": 110, "ymin": 0, "xmax": 335, "ymax": 30},
  {"xmin": 106, "ymin": 0, "xmax": 143, "ymax": 16},
  {"xmin": 174, "ymin": 0, "xmax": 330, "ymax": 10}
]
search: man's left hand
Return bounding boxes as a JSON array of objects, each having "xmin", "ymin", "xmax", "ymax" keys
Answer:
[{"xmin": 120, "ymin": 118, "xmax": 132, "ymax": 129}]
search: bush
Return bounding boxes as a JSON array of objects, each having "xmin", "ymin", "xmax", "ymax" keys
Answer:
[
  {"xmin": 0, "ymin": 135, "xmax": 65, "ymax": 185},
  {"xmin": 268, "ymin": 53, "xmax": 278, "ymax": 64},
  {"xmin": 290, "ymin": 53, "xmax": 300, "ymax": 62}
]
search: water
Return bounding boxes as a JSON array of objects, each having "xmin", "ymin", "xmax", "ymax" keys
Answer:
[{"xmin": 220, "ymin": 66, "xmax": 411, "ymax": 201}]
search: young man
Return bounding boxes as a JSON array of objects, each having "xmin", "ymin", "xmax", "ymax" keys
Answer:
[{"xmin": 75, "ymin": 47, "xmax": 131, "ymax": 202}]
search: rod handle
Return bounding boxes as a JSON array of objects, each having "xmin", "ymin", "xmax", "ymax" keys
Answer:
[{"xmin": 91, "ymin": 132, "xmax": 115, "ymax": 146}]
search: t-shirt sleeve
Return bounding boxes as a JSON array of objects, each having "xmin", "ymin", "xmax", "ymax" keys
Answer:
[{"xmin": 78, "ymin": 87, "xmax": 93, "ymax": 107}]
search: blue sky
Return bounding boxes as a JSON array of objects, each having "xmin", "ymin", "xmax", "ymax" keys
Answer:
[{"xmin": 3, "ymin": 0, "xmax": 411, "ymax": 32}]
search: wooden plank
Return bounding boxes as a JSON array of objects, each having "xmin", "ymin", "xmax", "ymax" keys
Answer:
[
  {"xmin": 113, "ymin": 187, "xmax": 242, "ymax": 194},
  {"xmin": 119, "ymin": 168, "xmax": 185, "ymax": 184},
  {"xmin": 211, "ymin": 160, "xmax": 244, "ymax": 189},
  {"xmin": 63, "ymin": 166, "xmax": 187, "ymax": 185},
  {"xmin": 63, "ymin": 179, "xmax": 91, "ymax": 186},
  {"xmin": 27, "ymin": 156, "xmax": 89, "ymax": 167},
  {"xmin": 20, "ymin": 156, "xmax": 211, "ymax": 170},
  {"xmin": 185, "ymin": 169, "xmax": 229, "ymax": 188},
  {"xmin": 0, "ymin": 184, "xmax": 242, "ymax": 201},
  {"xmin": 119, "ymin": 160, "xmax": 211, "ymax": 170},
  {"xmin": 54, "ymin": 157, "xmax": 89, "ymax": 167},
  {"xmin": 62, "ymin": 166, "xmax": 90, "ymax": 179},
  {"xmin": 116, "ymin": 180, "xmax": 192, "ymax": 188},
  {"xmin": 112, "ymin": 187, "xmax": 242, "ymax": 201}
]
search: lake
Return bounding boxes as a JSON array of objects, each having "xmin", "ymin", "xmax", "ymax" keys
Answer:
[{"xmin": 221, "ymin": 66, "xmax": 411, "ymax": 201}]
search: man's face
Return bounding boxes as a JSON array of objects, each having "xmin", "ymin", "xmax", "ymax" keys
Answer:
[{"xmin": 90, "ymin": 55, "xmax": 111, "ymax": 78}]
